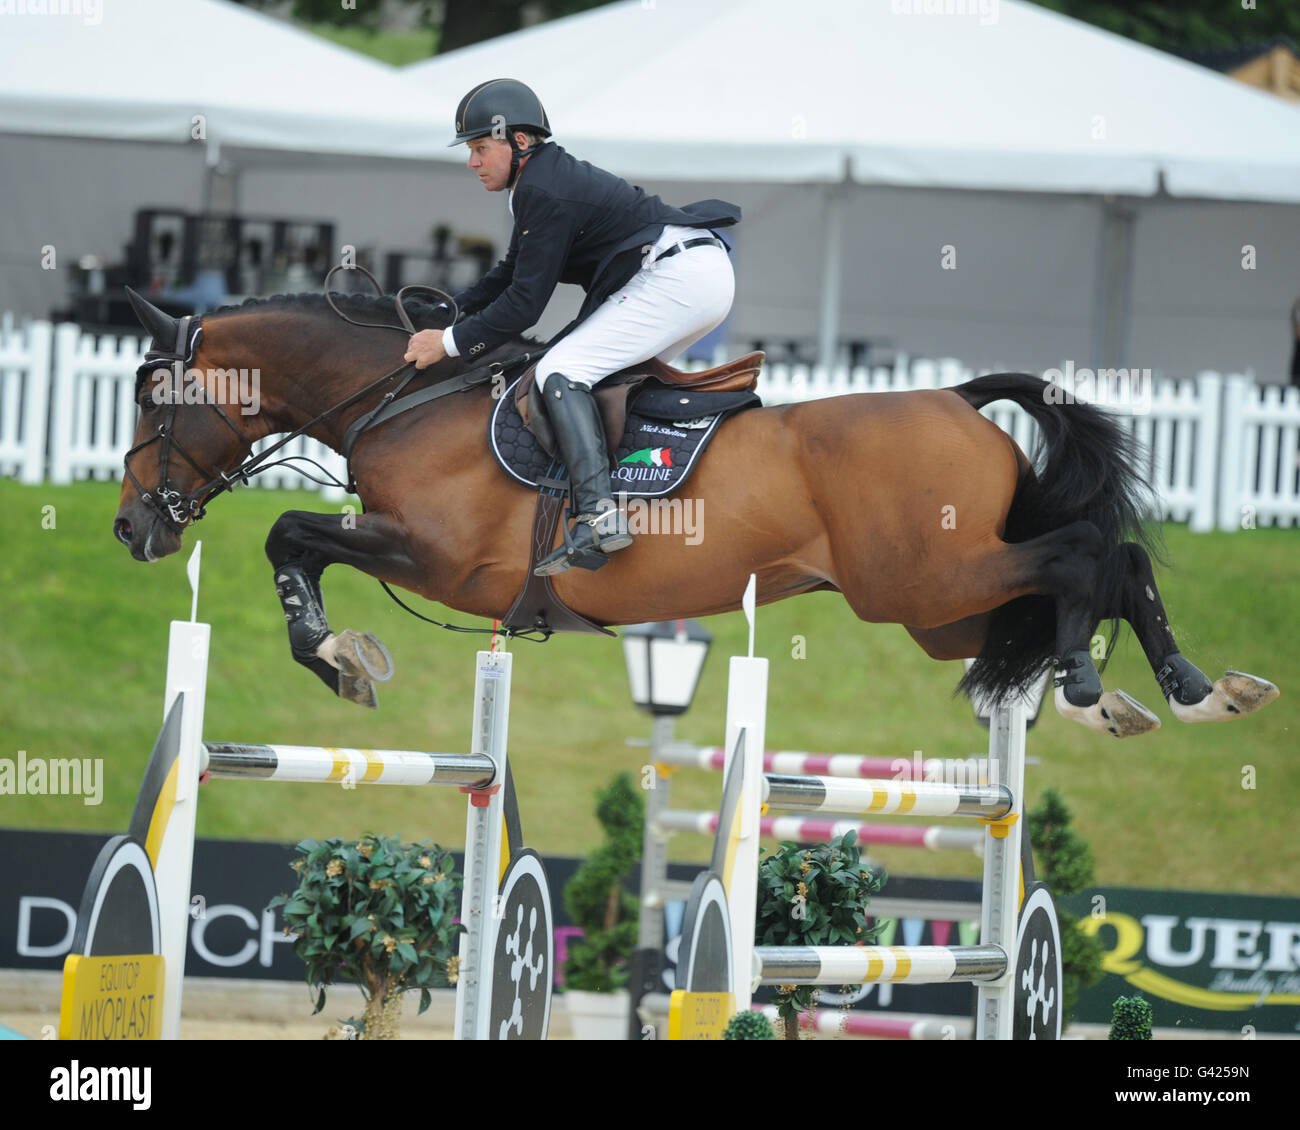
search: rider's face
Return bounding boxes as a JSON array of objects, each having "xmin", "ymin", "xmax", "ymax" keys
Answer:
[{"xmin": 466, "ymin": 136, "xmax": 524, "ymax": 192}]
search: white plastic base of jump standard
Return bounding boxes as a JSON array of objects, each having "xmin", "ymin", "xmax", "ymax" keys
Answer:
[
  {"xmin": 57, "ymin": 620, "xmax": 552, "ymax": 1042},
  {"xmin": 669, "ymin": 650, "xmax": 1062, "ymax": 1041}
]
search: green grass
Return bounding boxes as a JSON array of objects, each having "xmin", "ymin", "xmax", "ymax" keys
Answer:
[{"xmin": 1, "ymin": 480, "xmax": 1296, "ymax": 894}]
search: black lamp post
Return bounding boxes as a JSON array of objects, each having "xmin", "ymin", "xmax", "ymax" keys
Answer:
[
  {"xmin": 622, "ymin": 618, "xmax": 711, "ymax": 1040},
  {"xmin": 621, "ymin": 619, "xmax": 713, "ymax": 716}
]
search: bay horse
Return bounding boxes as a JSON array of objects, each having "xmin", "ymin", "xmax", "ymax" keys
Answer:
[{"xmin": 113, "ymin": 289, "xmax": 1278, "ymax": 737}]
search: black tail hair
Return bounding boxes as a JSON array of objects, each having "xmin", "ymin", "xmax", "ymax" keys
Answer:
[{"xmin": 951, "ymin": 373, "xmax": 1162, "ymax": 705}]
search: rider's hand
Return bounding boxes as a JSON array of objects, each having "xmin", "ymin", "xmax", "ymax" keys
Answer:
[{"xmin": 405, "ymin": 329, "xmax": 447, "ymax": 370}]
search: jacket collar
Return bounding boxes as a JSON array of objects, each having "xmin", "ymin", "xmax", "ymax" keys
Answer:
[{"xmin": 514, "ymin": 140, "xmax": 557, "ymax": 187}]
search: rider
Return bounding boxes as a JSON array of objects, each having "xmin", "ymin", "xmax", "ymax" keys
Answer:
[{"xmin": 405, "ymin": 78, "xmax": 740, "ymax": 576}]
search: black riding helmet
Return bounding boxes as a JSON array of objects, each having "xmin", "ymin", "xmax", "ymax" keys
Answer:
[{"xmin": 449, "ymin": 79, "xmax": 551, "ymax": 189}]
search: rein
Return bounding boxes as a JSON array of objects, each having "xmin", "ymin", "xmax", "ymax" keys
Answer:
[
  {"xmin": 122, "ymin": 268, "xmax": 553, "ymax": 641},
  {"xmin": 124, "ymin": 314, "xmax": 421, "ymax": 533},
  {"xmin": 124, "ymin": 268, "xmax": 536, "ymax": 528}
]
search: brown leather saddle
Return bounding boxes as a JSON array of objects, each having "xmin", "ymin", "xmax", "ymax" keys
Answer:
[
  {"xmin": 502, "ymin": 350, "xmax": 764, "ymax": 637},
  {"xmin": 514, "ymin": 350, "xmax": 764, "ymax": 461}
]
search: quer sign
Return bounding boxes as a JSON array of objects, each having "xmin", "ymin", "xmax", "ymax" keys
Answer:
[{"xmin": 1071, "ymin": 887, "xmax": 1300, "ymax": 1034}]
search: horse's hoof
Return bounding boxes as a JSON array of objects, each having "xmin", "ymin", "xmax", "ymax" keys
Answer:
[
  {"xmin": 337, "ymin": 671, "xmax": 378, "ymax": 710},
  {"xmin": 1055, "ymin": 685, "xmax": 1161, "ymax": 738},
  {"xmin": 328, "ymin": 630, "xmax": 394, "ymax": 683},
  {"xmin": 1169, "ymin": 671, "xmax": 1279, "ymax": 723}
]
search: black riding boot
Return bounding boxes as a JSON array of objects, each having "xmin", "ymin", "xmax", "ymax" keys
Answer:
[{"xmin": 534, "ymin": 378, "xmax": 633, "ymax": 576}]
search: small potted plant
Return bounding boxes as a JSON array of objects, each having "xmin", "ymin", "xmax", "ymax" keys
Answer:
[
  {"xmin": 724, "ymin": 1011, "xmax": 777, "ymax": 1039},
  {"xmin": 562, "ymin": 773, "xmax": 642, "ymax": 1039},
  {"xmin": 755, "ymin": 830, "xmax": 886, "ymax": 1039},
  {"xmin": 269, "ymin": 834, "xmax": 463, "ymax": 1039},
  {"xmin": 1109, "ymin": 994, "xmax": 1154, "ymax": 1040}
]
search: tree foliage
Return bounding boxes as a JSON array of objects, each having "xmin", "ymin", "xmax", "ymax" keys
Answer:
[
  {"xmin": 236, "ymin": 1, "xmax": 1300, "ymax": 65},
  {"xmin": 268, "ymin": 835, "xmax": 463, "ymax": 1037},
  {"xmin": 1032, "ymin": 0, "xmax": 1299, "ymax": 52},
  {"xmin": 1028, "ymin": 788, "xmax": 1105, "ymax": 1027},
  {"xmin": 562, "ymin": 772, "xmax": 643, "ymax": 992},
  {"xmin": 234, "ymin": 1, "xmax": 1297, "ymax": 62},
  {"xmin": 232, "ymin": 0, "xmax": 616, "ymax": 56},
  {"xmin": 754, "ymin": 831, "xmax": 886, "ymax": 1039}
]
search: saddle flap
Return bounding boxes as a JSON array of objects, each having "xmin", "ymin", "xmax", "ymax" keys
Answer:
[
  {"xmin": 516, "ymin": 366, "xmax": 645, "ymax": 461},
  {"xmin": 518, "ymin": 368, "xmax": 554, "ymax": 456}
]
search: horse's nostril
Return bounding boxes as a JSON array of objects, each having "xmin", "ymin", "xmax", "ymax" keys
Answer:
[{"xmin": 114, "ymin": 518, "xmax": 132, "ymax": 545}]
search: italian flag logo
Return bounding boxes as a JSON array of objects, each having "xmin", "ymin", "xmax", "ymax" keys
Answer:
[{"xmin": 620, "ymin": 447, "xmax": 673, "ymax": 467}]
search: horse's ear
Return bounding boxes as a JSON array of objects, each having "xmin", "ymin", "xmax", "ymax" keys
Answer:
[{"xmin": 124, "ymin": 286, "xmax": 180, "ymax": 348}]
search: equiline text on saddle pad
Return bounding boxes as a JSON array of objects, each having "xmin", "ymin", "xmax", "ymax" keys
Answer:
[{"xmin": 490, "ymin": 379, "xmax": 761, "ymax": 496}]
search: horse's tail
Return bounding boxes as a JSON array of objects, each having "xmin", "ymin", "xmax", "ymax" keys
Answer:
[{"xmin": 948, "ymin": 372, "xmax": 1160, "ymax": 705}]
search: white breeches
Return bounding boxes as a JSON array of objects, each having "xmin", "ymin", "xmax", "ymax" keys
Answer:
[{"xmin": 536, "ymin": 225, "xmax": 735, "ymax": 390}]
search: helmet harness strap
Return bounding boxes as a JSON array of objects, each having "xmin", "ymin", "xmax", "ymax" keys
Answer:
[{"xmin": 506, "ymin": 131, "xmax": 542, "ymax": 190}]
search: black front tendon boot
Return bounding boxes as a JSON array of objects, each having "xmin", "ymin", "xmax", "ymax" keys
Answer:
[{"xmin": 534, "ymin": 378, "xmax": 633, "ymax": 577}]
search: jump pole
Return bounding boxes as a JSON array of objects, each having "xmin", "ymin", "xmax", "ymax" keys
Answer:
[
  {"xmin": 667, "ymin": 578, "xmax": 1061, "ymax": 1040},
  {"xmin": 651, "ymin": 811, "xmax": 986, "ymax": 854},
  {"xmin": 175, "ymin": 634, "xmax": 535, "ymax": 1040},
  {"xmin": 60, "ymin": 590, "xmax": 551, "ymax": 1040},
  {"xmin": 158, "ymin": 628, "xmax": 530, "ymax": 1039}
]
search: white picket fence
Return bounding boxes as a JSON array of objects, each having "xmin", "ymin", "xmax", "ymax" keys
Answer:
[
  {"xmin": 2, "ymin": 316, "xmax": 1298, "ymax": 531},
  {"xmin": 0, "ymin": 317, "xmax": 348, "ymax": 501}
]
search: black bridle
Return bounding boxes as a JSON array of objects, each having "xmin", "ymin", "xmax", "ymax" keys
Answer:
[
  {"xmin": 121, "ymin": 268, "xmax": 450, "ymax": 533},
  {"xmin": 121, "ymin": 269, "xmax": 538, "ymax": 535},
  {"xmin": 122, "ymin": 314, "xmax": 252, "ymax": 532},
  {"xmin": 121, "ymin": 268, "xmax": 556, "ymax": 642}
]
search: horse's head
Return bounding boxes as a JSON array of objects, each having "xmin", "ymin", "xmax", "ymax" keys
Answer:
[{"xmin": 114, "ymin": 288, "xmax": 257, "ymax": 562}]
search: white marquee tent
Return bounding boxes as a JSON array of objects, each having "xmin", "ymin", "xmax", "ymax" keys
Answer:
[
  {"xmin": 403, "ymin": 0, "xmax": 1300, "ymax": 201},
  {"xmin": 400, "ymin": 0, "xmax": 1300, "ymax": 378},
  {"xmin": 1, "ymin": 0, "xmax": 1297, "ymax": 380},
  {"xmin": 0, "ymin": 0, "xmax": 442, "ymax": 159},
  {"xmin": 0, "ymin": 0, "xmax": 461, "ymax": 318}
]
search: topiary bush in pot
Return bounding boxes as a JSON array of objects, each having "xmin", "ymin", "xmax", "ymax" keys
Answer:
[{"xmin": 269, "ymin": 834, "xmax": 463, "ymax": 1039}]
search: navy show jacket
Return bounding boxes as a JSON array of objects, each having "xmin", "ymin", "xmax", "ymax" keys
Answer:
[{"xmin": 449, "ymin": 141, "xmax": 741, "ymax": 358}]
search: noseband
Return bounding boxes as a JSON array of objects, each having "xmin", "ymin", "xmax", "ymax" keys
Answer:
[{"xmin": 122, "ymin": 314, "xmax": 255, "ymax": 533}]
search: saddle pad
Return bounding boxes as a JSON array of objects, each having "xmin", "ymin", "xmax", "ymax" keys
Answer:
[{"xmin": 490, "ymin": 378, "xmax": 760, "ymax": 498}]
